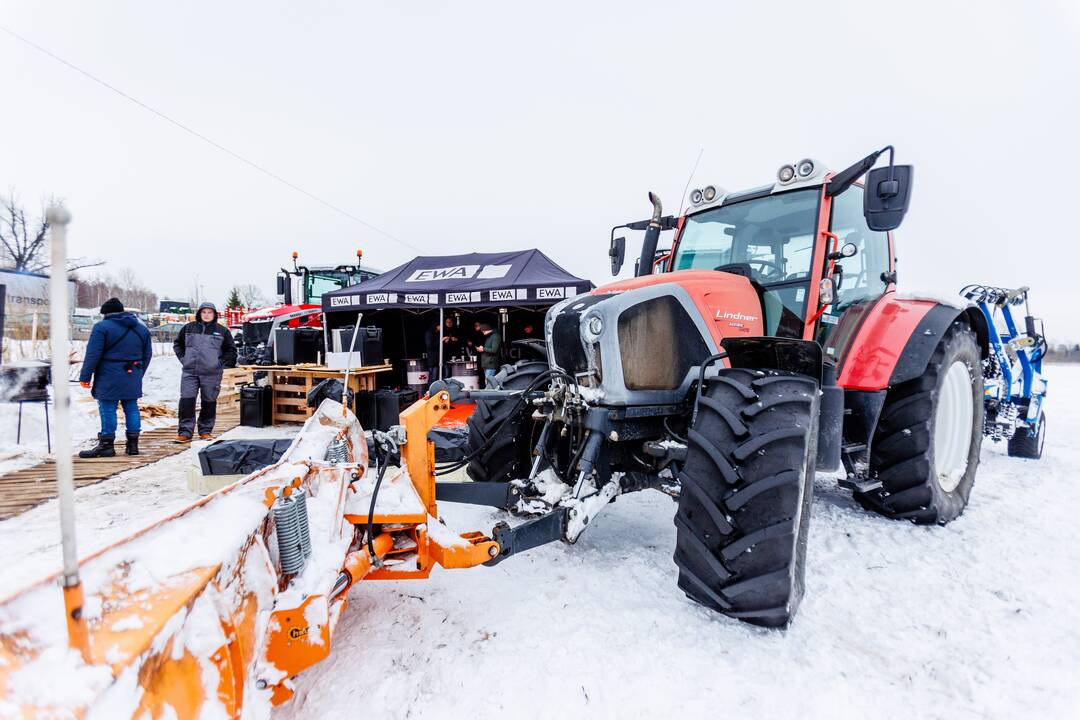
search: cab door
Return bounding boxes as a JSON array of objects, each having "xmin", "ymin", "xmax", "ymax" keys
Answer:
[{"xmin": 815, "ymin": 185, "xmax": 894, "ymax": 351}]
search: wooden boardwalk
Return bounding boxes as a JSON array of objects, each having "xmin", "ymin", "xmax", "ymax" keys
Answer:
[{"xmin": 0, "ymin": 405, "xmax": 239, "ymax": 521}]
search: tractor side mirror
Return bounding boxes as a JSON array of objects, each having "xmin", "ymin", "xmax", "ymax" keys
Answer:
[
  {"xmin": 276, "ymin": 274, "xmax": 286, "ymax": 296},
  {"xmin": 609, "ymin": 236, "xmax": 626, "ymax": 275},
  {"xmin": 864, "ymin": 165, "xmax": 914, "ymax": 231}
]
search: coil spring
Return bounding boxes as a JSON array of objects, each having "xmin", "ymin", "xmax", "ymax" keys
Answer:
[
  {"xmin": 273, "ymin": 490, "xmax": 313, "ymax": 575},
  {"xmin": 293, "ymin": 488, "xmax": 312, "ymax": 559},
  {"xmin": 325, "ymin": 437, "xmax": 351, "ymax": 464}
]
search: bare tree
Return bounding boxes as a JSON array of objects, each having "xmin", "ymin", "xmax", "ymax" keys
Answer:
[
  {"xmin": 0, "ymin": 191, "xmax": 102, "ymax": 273},
  {"xmin": 73, "ymin": 268, "xmax": 159, "ymax": 312},
  {"xmin": 237, "ymin": 283, "xmax": 268, "ymax": 308},
  {"xmin": 1, "ymin": 193, "xmax": 49, "ymax": 272}
]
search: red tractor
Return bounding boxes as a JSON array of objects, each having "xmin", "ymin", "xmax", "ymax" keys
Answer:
[
  {"xmin": 236, "ymin": 250, "xmax": 379, "ymax": 364},
  {"xmin": 458, "ymin": 147, "xmax": 993, "ymax": 628}
]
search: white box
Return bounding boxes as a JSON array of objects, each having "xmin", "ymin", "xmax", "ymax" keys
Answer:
[{"xmin": 325, "ymin": 351, "xmax": 368, "ymax": 370}]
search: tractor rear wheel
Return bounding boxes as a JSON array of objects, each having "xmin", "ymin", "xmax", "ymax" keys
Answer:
[
  {"xmin": 1007, "ymin": 413, "xmax": 1046, "ymax": 459},
  {"xmin": 465, "ymin": 359, "xmax": 549, "ymax": 482},
  {"xmin": 674, "ymin": 368, "xmax": 819, "ymax": 628},
  {"xmin": 856, "ymin": 323, "xmax": 983, "ymax": 524}
]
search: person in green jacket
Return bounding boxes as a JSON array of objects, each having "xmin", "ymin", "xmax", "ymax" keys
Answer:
[{"xmin": 476, "ymin": 322, "xmax": 502, "ymax": 386}]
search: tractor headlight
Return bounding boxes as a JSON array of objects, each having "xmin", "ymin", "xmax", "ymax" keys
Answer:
[
  {"xmin": 797, "ymin": 159, "xmax": 815, "ymax": 177},
  {"xmin": 777, "ymin": 165, "xmax": 796, "ymax": 183},
  {"xmin": 690, "ymin": 188, "xmax": 704, "ymax": 205},
  {"xmin": 702, "ymin": 185, "xmax": 717, "ymax": 202},
  {"xmin": 586, "ymin": 314, "xmax": 604, "ymax": 340}
]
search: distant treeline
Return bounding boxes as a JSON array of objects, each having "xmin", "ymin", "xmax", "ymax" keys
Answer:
[
  {"xmin": 1045, "ymin": 343, "xmax": 1080, "ymax": 363},
  {"xmin": 74, "ymin": 271, "xmax": 159, "ymax": 313}
]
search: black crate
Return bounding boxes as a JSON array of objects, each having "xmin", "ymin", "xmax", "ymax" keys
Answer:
[
  {"xmin": 274, "ymin": 327, "xmax": 322, "ymax": 365},
  {"xmin": 240, "ymin": 384, "xmax": 272, "ymax": 427}
]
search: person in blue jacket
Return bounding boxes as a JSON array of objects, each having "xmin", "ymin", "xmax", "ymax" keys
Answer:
[{"xmin": 78, "ymin": 298, "xmax": 153, "ymax": 458}]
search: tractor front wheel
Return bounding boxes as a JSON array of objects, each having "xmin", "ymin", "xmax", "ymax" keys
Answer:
[
  {"xmin": 857, "ymin": 323, "xmax": 984, "ymax": 525},
  {"xmin": 674, "ymin": 368, "xmax": 819, "ymax": 628},
  {"xmin": 465, "ymin": 359, "xmax": 549, "ymax": 482}
]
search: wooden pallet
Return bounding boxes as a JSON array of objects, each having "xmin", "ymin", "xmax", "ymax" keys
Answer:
[
  {"xmin": 0, "ymin": 404, "xmax": 240, "ymax": 521},
  {"xmin": 230, "ymin": 364, "xmax": 392, "ymax": 425}
]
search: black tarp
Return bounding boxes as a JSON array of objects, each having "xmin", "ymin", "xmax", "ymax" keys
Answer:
[
  {"xmin": 198, "ymin": 438, "xmax": 293, "ymax": 476},
  {"xmin": 322, "ymin": 250, "xmax": 592, "ymax": 312},
  {"xmin": 428, "ymin": 426, "xmax": 469, "ymax": 463}
]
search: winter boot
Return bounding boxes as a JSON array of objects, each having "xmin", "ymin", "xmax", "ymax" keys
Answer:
[
  {"xmin": 125, "ymin": 432, "xmax": 140, "ymax": 456},
  {"xmin": 79, "ymin": 434, "xmax": 116, "ymax": 459}
]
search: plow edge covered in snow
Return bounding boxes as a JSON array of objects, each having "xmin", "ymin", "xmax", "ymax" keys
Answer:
[{"xmin": 0, "ymin": 394, "xmax": 500, "ymax": 718}]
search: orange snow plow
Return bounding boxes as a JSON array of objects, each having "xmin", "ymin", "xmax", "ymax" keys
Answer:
[{"xmin": 0, "ymin": 393, "xmax": 500, "ymax": 718}]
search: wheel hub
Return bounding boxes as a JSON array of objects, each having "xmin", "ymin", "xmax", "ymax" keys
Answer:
[{"xmin": 934, "ymin": 360, "xmax": 974, "ymax": 492}]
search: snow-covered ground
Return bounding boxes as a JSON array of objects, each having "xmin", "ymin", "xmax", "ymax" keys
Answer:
[
  {"xmin": 2, "ymin": 365, "xmax": 1077, "ymax": 719},
  {"xmin": 0, "ymin": 341, "xmax": 181, "ymax": 474},
  {"xmin": 278, "ymin": 367, "xmax": 1080, "ymax": 720}
]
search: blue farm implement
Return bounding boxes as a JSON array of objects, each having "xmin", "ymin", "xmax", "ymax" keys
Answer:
[{"xmin": 961, "ymin": 284, "xmax": 1048, "ymax": 458}]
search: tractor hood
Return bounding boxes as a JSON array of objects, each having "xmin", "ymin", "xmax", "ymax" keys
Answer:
[{"xmin": 545, "ymin": 270, "xmax": 765, "ymax": 406}]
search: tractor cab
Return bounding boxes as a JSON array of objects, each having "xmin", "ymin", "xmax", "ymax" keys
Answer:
[
  {"xmin": 612, "ymin": 150, "xmax": 910, "ymax": 346},
  {"xmin": 277, "ymin": 250, "xmax": 380, "ymax": 306}
]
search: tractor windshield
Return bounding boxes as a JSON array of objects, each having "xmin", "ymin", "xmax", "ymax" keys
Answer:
[
  {"xmin": 672, "ymin": 188, "xmax": 820, "ymax": 336},
  {"xmin": 306, "ymin": 273, "xmax": 348, "ymax": 303},
  {"xmin": 305, "ymin": 269, "xmax": 377, "ymax": 303}
]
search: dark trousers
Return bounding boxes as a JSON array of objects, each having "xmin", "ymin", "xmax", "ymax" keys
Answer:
[{"xmin": 178, "ymin": 371, "xmax": 222, "ymax": 437}]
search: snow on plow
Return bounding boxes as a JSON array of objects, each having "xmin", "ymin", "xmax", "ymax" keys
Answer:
[{"xmin": 0, "ymin": 394, "xmax": 498, "ymax": 718}]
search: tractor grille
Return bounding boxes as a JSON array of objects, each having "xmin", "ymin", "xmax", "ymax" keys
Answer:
[{"xmin": 617, "ymin": 295, "xmax": 709, "ymax": 390}]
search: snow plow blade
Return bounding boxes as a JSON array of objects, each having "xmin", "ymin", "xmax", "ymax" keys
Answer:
[{"xmin": 0, "ymin": 394, "xmax": 501, "ymax": 718}]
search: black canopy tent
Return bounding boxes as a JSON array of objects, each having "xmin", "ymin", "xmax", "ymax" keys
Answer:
[{"xmin": 322, "ymin": 250, "xmax": 593, "ymax": 381}]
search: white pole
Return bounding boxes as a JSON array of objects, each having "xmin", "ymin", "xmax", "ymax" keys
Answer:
[
  {"xmin": 48, "ymin": 205, "xmax": 78, "ymax": 585},
  {"xmin": 342, "ymin": 312, "xmax": 362, "ymax": 418},
  {"xmin": 47, "ymin": 204, "xmax": 90, "ymax": 658},
  {"xmin": 438, "ymin": 307, "xmax": 444, "ymax": 380}
]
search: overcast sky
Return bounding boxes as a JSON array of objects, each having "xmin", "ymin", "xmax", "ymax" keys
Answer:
[{"xmin": 3, "ymin": 1, "xmax": 1078, "ymax": 338}]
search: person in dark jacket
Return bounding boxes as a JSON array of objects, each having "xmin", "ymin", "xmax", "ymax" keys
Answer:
[
  {"xmin": 78, "ymin": 298, "xmax": 153, "ymax": 458},
  {"xmin": 476, "ymin": 321, "xmax": 502, "ymax": 387},
  {"xmin": 424, "ymin": 321, "xmax": 440, "ymax": 382},
  {"xmin": 173, "ymin": 302, "xmax": 237, "ymax": 442}
]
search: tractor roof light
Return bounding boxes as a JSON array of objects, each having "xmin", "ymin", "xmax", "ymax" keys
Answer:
[
  {"xmin": 702, "ymin": 185, "xmax": 717, "ymax": 202},
  {"xmin": 796, "ymin": 159, "xmax": 815, "ymax": 177},
  {"xmin": 690, "ymin": 188, "xmax": 704, "ymax": 205},
  {"xmin": 778, "ymin": 165, "xmax": 796, "ymax": 184}
]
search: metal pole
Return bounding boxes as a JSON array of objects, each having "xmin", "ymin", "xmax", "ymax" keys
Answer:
[
  {"xmin": 342, "ymin": 312, "xmax": 363, "ymax": 417},
  {"xmin": 47, "ymin": 205, "xmax": 90, "ymax": 660},
  {"xmin": 438, "ymin": 307, "xmax": 444, "ymax": 380}
]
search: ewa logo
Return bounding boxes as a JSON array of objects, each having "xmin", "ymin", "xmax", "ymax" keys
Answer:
[
  {"xmin": 716, "ymin": 310, "xmax": 759, "ymax": 322},
  {"xmin": 329, "ymin": 296, "xmax": 353, "ymax": 307},
  {"xmin": 406, "ymin": 264, "xmax": 512, "ymax": 283}
]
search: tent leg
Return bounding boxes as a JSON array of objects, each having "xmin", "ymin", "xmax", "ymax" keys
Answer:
[{"xmin": 438, "ymin": 307, "xmax": 444, "ymax": 380}]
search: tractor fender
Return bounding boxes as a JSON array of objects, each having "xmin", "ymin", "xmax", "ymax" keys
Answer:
[{"xmin": 836, "ymin": 294, "xmax": 989, "ymax": 391}]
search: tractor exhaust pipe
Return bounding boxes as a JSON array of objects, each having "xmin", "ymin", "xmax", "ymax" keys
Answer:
[{"xmin": 635, "ymin": 192, "xmax": 663, "ymax": 277}]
